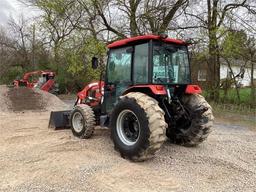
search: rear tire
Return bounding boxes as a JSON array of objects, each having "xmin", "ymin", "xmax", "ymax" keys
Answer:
[
  {"xmin": 71, "ymin": 104, "xmax": 95, "ymax": 139},
  {"xmin": 167, "ymin": 94, "xmax": 214, "ymax": 146},
  {"xmin": 111, "ymin": 92, "xmax": 167, "ymax": 161}
]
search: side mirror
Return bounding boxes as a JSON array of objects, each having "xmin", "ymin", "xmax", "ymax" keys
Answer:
[{"xmin": 92, "ymin": 57, "xmax": 98, "ymax": 69}]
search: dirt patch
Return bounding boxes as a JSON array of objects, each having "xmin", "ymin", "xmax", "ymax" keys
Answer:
[
  {"xmin": 214, "ymin": 112, "xmax": 256, "ymax": 131},
  {"xmin": 0, "ymin": 111, "xmax": 255, "ymax": 192}
]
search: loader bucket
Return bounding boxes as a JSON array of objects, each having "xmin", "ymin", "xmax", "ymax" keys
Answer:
[{"xmin": 48, "ymin": 110, "xmax": 71, "ymax": 129}]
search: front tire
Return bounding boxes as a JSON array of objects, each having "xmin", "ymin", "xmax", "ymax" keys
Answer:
[
  {"xmin": 111, "ymin": 92, "xmax": 167, "ymax": 161},
  {"xmin": 71, "ymin": 104, "xmax": 95, "ymax": 139},
  {"xmin": 167, "ymin": 94, "xmax": 214, "ymax": 146}
]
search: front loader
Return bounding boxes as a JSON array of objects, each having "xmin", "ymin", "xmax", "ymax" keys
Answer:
[{"xmin": 49, "ymin": 34, "xmax": 214, "ymax": 161}]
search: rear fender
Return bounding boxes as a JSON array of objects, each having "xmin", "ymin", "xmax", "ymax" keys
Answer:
[{"xmin": 185, "ymin": 85, "xmax": 202, "ymax": 94}]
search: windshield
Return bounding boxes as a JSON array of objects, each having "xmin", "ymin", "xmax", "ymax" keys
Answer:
[{"xmin": 152, "ymin": 42, "xmax": 190, "ymax": 84}]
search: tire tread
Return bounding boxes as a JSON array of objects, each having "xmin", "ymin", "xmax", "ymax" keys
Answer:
[
  {"xmin": 122, "ymin": 92, "xmax": 167, "ymax": 161},
  {"xmin": 71, "ymin": 104, "xmax": 95, "ymax": 139}
]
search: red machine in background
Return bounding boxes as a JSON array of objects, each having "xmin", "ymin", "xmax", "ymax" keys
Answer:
[{"xmin": 13, "ymin": 70, "xmax": 59, "ymax": 94}]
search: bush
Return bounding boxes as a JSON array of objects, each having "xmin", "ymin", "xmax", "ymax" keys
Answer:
[{"xmin": 0, "ymin": 66, "xmax": 23, "ymax": 85}]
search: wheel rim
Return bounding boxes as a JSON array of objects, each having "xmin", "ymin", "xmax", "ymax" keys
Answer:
[
  {"xmin": 116, "ymin": 109, "xmax": 140, "ymax": 146},
  {"xmin": 72, "ymin": 111, "xmax": 84, "ymax": 132}
]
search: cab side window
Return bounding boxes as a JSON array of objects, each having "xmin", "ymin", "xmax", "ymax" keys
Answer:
[
  {"xmin": 107, "ymin": 47, "xmax": 132, "ymax": 83},
  {"xmin": 133, "ymin": 43, "xmax": 148, "ymax": 83}
]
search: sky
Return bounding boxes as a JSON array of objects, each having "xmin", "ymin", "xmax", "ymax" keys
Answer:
[
  {"xmin": 0, "ymin": 0, "xmax": 255, "ymax": 37},
  {"xmin": 0, "ymin": 0, "xmax": 39, "ymax": 25}
]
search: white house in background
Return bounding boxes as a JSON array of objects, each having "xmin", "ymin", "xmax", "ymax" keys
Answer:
[
  {"xmin": 196, "ymin": 59, "xmax": 256, "ymax": 87},
  {"xmin": 219, "ymin": 64, "xmax": 256, "ymax": 87}
]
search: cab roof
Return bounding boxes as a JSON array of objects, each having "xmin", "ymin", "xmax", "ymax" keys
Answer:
[{"xmin": 107, "ymin": 35, "xmax": 186, "ymax": 49}]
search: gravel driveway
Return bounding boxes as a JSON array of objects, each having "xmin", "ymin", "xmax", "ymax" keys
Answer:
[{"xmin": 0, "ymin": 110, "xmax": 255, "ymax": 192}]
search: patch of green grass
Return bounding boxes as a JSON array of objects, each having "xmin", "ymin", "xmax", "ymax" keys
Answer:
[
  {"xmin": 219, "ymin": 88, "xmax": 251, "ymax": 104},
  {"xmin": 203, "ymin": 88, "xmax": 254, "ymax": 105}
]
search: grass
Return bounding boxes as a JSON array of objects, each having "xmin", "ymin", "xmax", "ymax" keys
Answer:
[
  {"xmin": 203, "ymin": 88, "xmax": 254, "ymax": 105},
  {"xmin": 219, "ymin": 88, "xmax": 251, "ymax": 104}
]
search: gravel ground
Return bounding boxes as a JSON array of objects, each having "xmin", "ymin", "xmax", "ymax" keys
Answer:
[
  {"xmin": 0, "ymin": 110, "xmax": 255, "ymax": 192},
  {"xmin": 0, "ymin": 87, "xmax": 255, "ymax": 192}
]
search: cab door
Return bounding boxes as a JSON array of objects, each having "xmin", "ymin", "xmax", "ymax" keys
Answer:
[{"xmin": 102, "ymin": 46, "xmax": 133, "ymax": 113}]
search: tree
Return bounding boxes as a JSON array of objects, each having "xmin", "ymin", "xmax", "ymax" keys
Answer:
[
  {"xmin": 222, "ymin": 30, "xmax": 247, "ymax": 98},
  {"xmin": 244, "ymin": 37, "xmax": 256, "ymax": 105},
  {"xmin": 182, "ymin": 0, "xmax": 252, "ymax": 100},
  {"xmin": 207, "ymin": 0, "xmax": 248, "ymax": 100},
  {"xmin": 78, "ymin": 0, "xmax": 188, "ymax": 40},
  {"xmin": 28, "ymin": 0, "xmax": 88, "ymax": 72},
  {"xmin": 8, "ymin": 16, "xmax": 32, "ymax": 69},
  {"xmin": 0, "ymin": 17, "xmax": 52, "ymax": 84}
]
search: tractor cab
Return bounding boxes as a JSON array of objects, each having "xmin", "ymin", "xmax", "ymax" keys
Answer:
[
  {"xmin": 102, "ymin": 35, "xmax": 193, "ymax": 113},
  {"xmin": 37, "ymin": 72, "xmax": 55, "ymax": 87}
]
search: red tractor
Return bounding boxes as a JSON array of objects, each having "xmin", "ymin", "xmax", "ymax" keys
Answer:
[
  {"xmin": 49, "ymin": 34, "xmax": 214, "ymax": 161},
  {"xmin": 13, "ymin": 70, "xmax": 59, "ymax": 94}
]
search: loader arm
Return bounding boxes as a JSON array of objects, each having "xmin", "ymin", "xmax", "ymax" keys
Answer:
[
  {"xmin": 41, "ymin": 79, "xmax": 55, "ymax": 92},
  {"xmin": 23, "ymin": 70, "xmax": 43, "ymax": 81},
  {"xmin": 76, "ymin": 81, "xmax": 104, "ymax": 107}
]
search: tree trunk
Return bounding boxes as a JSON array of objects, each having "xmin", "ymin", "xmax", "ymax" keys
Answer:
[
  {"xmin": 207, "ymin": 0, "xmax": 220, "ymax": 101},
  {"xmin": 54, "ymin": 41, "xmax": 60, "ymax": 74},
  {"xmin": 226, "ymin": 58, "xmax": 240, "ymax": 103},
  {"xmin": 129, "ymin": 0, "xmax": 138, "ymax": 37},
  {"xmin": 207, "ymin": 29, "xmax": 220, "ymax": 101},
  {"xmin": 32, "ymin": 24, "xmax": 36, "ymax": 70},
  {"xmin": 223, "ymin": 68, "xmax": 229, "ymax": 101},
  {"xmin": 130, "ymin": 11, "xmax": 138, "ymax": 37},
  {"xmin": 251, "ymin": 60, "xmax": 255, "ymax": 106}
]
